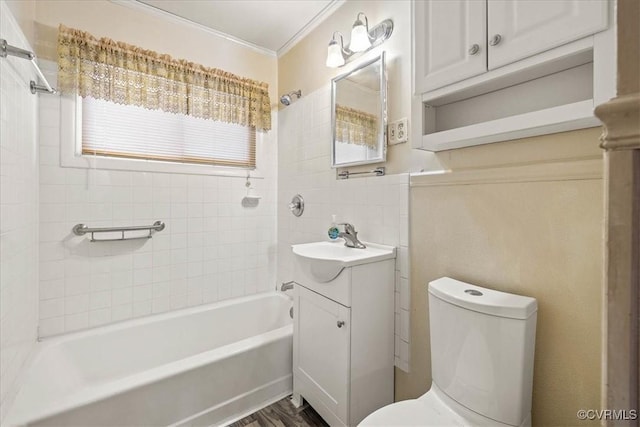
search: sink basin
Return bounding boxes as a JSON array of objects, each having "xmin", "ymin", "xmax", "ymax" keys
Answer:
[{"xmin": 292, "ymin": 241, "xmax": 396, "ymax": 282}]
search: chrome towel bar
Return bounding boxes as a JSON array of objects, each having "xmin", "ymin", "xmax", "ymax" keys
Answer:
[
  {"xmin": 338, "ymin": 166, "xmax": 385, "ymax": 180},
  {"xmin": 1, "ymin": 38, "xmax": 58, "ymax": 95},
  {"xmin": 72, "ymin": 221, "xmax": 166, "ymax": 242}
]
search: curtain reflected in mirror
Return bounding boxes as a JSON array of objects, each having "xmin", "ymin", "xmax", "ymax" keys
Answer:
[
  {"xmin": 331, "ymin": 52, "xmax": 386, "ymax": 167},
  {"xmin": 335, "ymin": 105, "xmax": 378, "ymax": 148}
]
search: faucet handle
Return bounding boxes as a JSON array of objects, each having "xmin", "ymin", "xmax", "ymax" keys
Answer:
[{"xmin": 337, "ymin": 222, "xmax": 356, "ymax": 233}]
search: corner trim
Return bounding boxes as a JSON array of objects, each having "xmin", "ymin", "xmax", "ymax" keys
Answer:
[
  {"xmin": 595, "ymin": 93, "xmax": 640, "ymax": 150},
  {"xmin": 595, "ymin": 90, "xmax": 640, "ymax": 426}
]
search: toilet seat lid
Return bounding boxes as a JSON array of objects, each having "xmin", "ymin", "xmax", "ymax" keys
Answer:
[{"xmin": 358, "ymin": 399, "xmax": 463, "ymax": 426}]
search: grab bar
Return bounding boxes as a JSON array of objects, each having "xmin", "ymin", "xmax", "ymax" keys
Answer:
[
  {"xmin": 1, "ymin": 38, "xmax": 58, "ymax": 94},
  {"xmin": 72, "ymin": 221, "xmax": 165, "ymax": 242}
]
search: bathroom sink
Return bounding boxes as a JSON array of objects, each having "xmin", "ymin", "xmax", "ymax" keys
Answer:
[{"xmin": 292, "ymin": 241, "xmax": 396, "ymax": 282}]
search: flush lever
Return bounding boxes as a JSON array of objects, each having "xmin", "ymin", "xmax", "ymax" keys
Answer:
[{"xmin": 337, "ymin": 320, "xmax": 345, "ymax": 328}]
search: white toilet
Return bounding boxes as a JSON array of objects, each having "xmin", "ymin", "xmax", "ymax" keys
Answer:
[{"xmin": 360, "ymin": 277, "xmax": 537, "ymax": 427}]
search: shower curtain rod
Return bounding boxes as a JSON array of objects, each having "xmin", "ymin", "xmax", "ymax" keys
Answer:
[{"xmin": 0, "ymin": 38, "xmax": 57, "ymax": 95}]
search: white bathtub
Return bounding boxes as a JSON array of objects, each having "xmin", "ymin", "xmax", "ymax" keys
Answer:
[{"xmin": 6, "ymin": 292, "xmax": 293, "ymax": 426}]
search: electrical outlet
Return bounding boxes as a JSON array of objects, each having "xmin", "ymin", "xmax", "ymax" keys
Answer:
[
  {"xmin": 388, "ymin": 118, "xmax": 408, "ymax": 145},
  {"xmin": 396, "ymin": 118, "xmax": 408, "ymax": 143}
]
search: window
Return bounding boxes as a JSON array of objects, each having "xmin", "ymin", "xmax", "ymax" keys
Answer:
[
  {"xmin": 57, "ymin": 25, "xmax": 271, "ymax": 174},
  {"xmin": 81, "ymin": 97, "xmax": 255, "ymax": 168}
]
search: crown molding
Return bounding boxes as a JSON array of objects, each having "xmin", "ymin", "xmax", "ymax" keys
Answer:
[
  {"xmin": 109, "ymin": 0, "xmax": 277, "ymax": 57},
  {"xmin": 276, "ymin": 0, "xmax": 345, "ymax": 58}
]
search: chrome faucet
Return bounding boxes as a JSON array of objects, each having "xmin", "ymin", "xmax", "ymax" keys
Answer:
[{"xmin": 338, "ymin": 223, "xmax": 366, "ymax": 249}]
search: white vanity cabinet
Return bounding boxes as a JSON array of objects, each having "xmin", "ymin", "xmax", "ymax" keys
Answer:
[
  {"xmin": 291, "ymin": 242, "xmax": 395, "ymax": 427},
  {"xmin": 294, "ymin": 285, "xmax": 351, "ymax": 423},
  {"xmin": 412, "ymin": 0, "xmax": 614, "ymax": 152}
]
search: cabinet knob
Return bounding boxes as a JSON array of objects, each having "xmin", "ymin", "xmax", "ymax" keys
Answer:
[
  {"xmin": 468, "ymin": 44, "xmax": 480, "ymax": 55},
  {"xmin": 489, "ymin": 34, "xmax": 502, "ymax": 46},
  {"xmin": 337, "ymin": 320, "xmax": 345, "ymax": 328}
]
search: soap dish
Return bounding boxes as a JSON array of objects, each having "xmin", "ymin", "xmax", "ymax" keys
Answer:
[{"xmin": 242, "ymin": 195, "xmax": 261, "ymax": 207}]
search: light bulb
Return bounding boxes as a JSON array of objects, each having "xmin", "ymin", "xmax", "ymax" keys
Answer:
[
  {"xmin": 350, "ymin": 20, "xmax": 371, "ymax": 52},
  {"xmin": 326, "ymin": 40, "xmax": 345, "ymax": 68}
]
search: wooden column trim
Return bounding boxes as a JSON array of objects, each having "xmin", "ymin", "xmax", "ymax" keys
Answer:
[
  {"xmin": 595, "ymin": 94, "xmax": 640, "ymax": 151},
  {"xmin": 595, "ymin": 93, "xmax": 640, "ymax": 427}
]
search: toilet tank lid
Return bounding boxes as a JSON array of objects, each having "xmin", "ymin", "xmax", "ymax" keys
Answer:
[{"xmin": 428, "ymin": 277, "xmax": 537, "ymax": 320}]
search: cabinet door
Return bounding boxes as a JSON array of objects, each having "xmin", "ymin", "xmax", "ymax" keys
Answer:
[
  {"xmin": 414, "ymin": 0, "xmax": 487, "ymax": 93},
  {"xmin": 488, "ymin": 0, "xmax": 608, "ymax": 69},
  {"xmin": 294, "ymin": 286, "xmax": 350, "ymax": 423}
]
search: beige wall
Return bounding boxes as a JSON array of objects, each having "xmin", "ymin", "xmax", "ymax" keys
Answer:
[
  {"xmin": 400, "ymin": 128, "xmax": 604, "ymax": 426},
  {"xmin": 278, "ymin": 0, "xmax": 413, "ymax": 174},
  {"xmin": 32, "ymin": 0, "xmax": 277, "ymax": 102}
]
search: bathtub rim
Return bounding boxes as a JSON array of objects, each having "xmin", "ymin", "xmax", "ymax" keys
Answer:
[
  {"xmin": 40, "ymin": 291, "xmax": 292, "ymax": 343},
  {"xmin": 7, "ymin": 291, "xmax": 293, "ymax": 426}
]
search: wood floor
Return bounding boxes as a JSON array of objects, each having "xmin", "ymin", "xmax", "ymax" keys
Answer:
[{"xmin": 227, "ymin": 396, "xmax": 329, "ymax": 427}]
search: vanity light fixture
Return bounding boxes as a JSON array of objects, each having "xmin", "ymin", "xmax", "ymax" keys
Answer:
[
  {"xmin": 326, "ymin": 32, "xmax": 347, "ymax": 68},
  {"xmin": 349, "ymin": 13, "xmax": 372, "ymax": 52},
  {"xmin": 325, "ymin": 12, "xmax": 393, "ymax": 68}
]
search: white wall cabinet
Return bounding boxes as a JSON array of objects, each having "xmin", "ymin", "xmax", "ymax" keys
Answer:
[
  {"xmin": 414, "ymin": 0, "xmax": 487, "ymax": 93},
  {"xmin": 412, "ymin": 0, "xmax": 614, "ymax": 152},
  {"xmin": 292, "ymin": 257, "xmax": 395, "ymax": 426},
  {"xmin": 488, "ymin": 0, "xmax": 608, "ymax": 70},
  {"xmin": 415, "ymin": 0, "xmax": 608, "ymax": 93}
]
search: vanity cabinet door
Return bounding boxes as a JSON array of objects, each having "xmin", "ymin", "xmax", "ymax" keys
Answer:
[
  {"xmin": 488, "ymin": 0, "xmax": 608, "ymax": 69},
  {"xmin": 414, "ymin": 0, "xmax": 487, "ymax": 93},
  {"xmin": 294, "ymin": 286, "xmax": 350, "ymax": 424}
]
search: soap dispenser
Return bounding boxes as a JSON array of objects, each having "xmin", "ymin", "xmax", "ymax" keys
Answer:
[{"xmin": 328, "ymin": 214, "xmax": 340, "ymax": 240}]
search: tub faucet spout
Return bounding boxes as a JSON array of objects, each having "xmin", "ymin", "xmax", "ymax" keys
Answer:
[{"xmin": 281, "ymin": 281, "xmax": 295, "ymax": 291}]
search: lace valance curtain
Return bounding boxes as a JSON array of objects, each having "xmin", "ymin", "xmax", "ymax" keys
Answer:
[
  {"xmin": 335, "ymin": 105, "xmax": 378, "ymax": 149},
  {"xmin": 57, "ymin": 25, "xmax": 272, "ymax": 131}
]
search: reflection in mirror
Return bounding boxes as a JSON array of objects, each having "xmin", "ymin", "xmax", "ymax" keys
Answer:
[{"xmin": 331, "ymin": 52, "xmax": 386, "ymax": 168}]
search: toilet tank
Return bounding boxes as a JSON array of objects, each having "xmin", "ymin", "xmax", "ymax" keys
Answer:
[{"xmin": 428, "ymin": 277, "xmax": 537, "ymax": 427}]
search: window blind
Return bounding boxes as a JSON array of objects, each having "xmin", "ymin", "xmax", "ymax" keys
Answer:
[{"xmin": 81, "ymin": 97, "xmax": 256, "ymax": 168}]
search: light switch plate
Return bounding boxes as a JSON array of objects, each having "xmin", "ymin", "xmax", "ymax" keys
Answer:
[{"xmin": 388, "ymin": 122, "xmax": 397, "ymax": 144}]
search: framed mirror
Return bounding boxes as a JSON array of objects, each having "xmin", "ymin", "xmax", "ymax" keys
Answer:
[{"xmin": 331, "ymin": 52, "xmax": 386, "ymax": 168}]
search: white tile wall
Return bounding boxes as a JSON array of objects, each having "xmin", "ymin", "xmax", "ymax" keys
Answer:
[
  {"xmin": 37, "ymin": 67, "xmax": 278, "ymax": 338},
  {"xmin": 277, "ymin": 86, "xmax": 411, "ymax": 372},
  {"xmin": 0, "ymin": 4, "xmax": 39, "ymax": 421}
]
